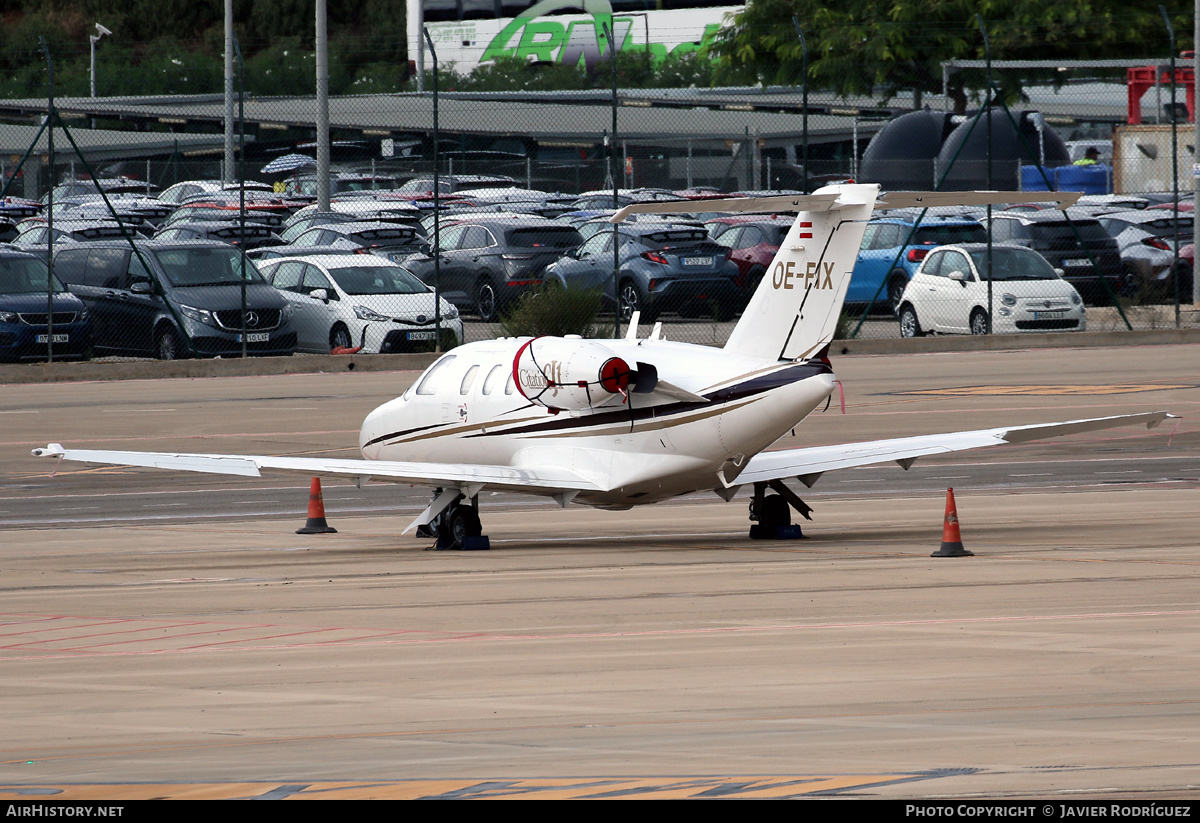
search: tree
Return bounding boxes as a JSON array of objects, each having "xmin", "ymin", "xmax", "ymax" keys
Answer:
[{"xmin": 710, "ymin": 0, "xmax": 1192, "ymax": 112}]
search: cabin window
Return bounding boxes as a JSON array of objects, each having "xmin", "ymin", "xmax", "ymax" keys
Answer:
[
  {"xmin": 459, "ymin": 364, "xmax": 479, "ymax": 395},
  {"xmin": 482, "ymin": 364, "xmax": 506, "ymax": 395},
  {"xmin": 415, "ymin": 354, "xmax": 456, "ymax": 395}
]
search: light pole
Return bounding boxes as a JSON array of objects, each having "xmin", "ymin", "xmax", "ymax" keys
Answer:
[{"xmin": 89, "ymin": 23, "xmax": 111, "ymax": 98}]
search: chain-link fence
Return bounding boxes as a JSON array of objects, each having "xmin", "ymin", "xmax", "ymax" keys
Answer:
[{"xmin": 1, "ymin": 33, "xmax": 1198, "ymax": 364}]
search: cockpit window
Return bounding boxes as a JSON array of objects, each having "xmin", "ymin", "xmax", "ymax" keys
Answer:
[{"xmin": 415, "ymin": 354, "xmax": 456, "ymax": 395}]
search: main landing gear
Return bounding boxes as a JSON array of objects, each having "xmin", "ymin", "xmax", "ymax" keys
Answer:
[
  {"xmin": 423, "ymin": 490, "xmax": 490, "ymax": 550},
  {"xmin": 748, "ymin": 481, "xmax": 812, "ymax": 540}
]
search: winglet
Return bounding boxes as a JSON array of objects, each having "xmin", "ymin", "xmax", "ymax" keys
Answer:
[{"xmin": 32, "ymin": 443, "xmax": 65, "ymax": 458}]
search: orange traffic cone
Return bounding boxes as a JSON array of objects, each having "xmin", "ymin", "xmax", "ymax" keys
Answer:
[
  {"xmin": 931, "ymin": 487, "xmax": 972, "ymax": 557},
  {"xmin": 296, "ymin": 477, "xmax": 338, "ymax": 535}
]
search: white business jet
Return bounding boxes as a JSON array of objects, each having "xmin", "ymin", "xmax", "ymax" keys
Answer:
[{"xmin": 34, "ymin": 184, "xmax": 1173, "ymax": 547}]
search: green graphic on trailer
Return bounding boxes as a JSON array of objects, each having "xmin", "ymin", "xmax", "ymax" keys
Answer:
[{"xmin": 481, "ymin": 0, "xmax": 721, "ymax": 69}]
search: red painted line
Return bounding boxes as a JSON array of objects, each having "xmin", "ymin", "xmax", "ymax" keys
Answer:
[
  {"xmin": 45, "ymin": 624, "xmax": 284, "ymax": 651},
  {"xmin": 0, "ymin": 616, "xmax": 125, "ymax": 636},
  {"xmin": 0, "ymin": 619, "xmax": 192, "ymax": 652},
  {"xmin": 173, "ymin": 627, "xmax": 417, "ymax": 651}
]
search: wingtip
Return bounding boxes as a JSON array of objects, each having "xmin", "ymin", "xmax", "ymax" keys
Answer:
[
  {"xmin": 32, "ymin": 443, "xmax": 64, "ymax": 458},
  {"xmin": 1147, "ymin": 412, "xmax": 1180, "ymax": 429}
]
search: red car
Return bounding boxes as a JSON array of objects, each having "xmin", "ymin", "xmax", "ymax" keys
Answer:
[{"xmin": 705, "ymin": 214, "xmax": 793, "ymax": 293}]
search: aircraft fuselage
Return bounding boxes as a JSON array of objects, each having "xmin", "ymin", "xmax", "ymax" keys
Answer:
[{"xmin": 358, "ymin": 336, "xmax": 836, "ymax": 507}]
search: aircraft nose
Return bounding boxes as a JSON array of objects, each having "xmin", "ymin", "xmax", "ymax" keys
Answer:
[{"xmin": 359, "ymin": 402, "xmax": 391, "ymax": 458}]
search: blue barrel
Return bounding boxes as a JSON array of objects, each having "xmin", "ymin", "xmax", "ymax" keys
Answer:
[
  {"xmin": 1055, "ymin": 165, "xmax": 1112, "ymax": 194},
  {"xmin": 1020, "ymin": 165, "xmax": 1056, "ymax": 191}
]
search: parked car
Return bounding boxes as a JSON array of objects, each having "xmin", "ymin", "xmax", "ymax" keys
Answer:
[
  {"xmin": 988, "ymin": 211, "xmax": 1122, "ymax": 303},
  {"xmin": 287, "ymin": 221, "xmax": 427, "ymax": 255},
  {"xmin": 399, "ymin": 216, "xmax": 582, "ymax": 321},
  {"xmin": 852, "ymin": 212, "xmax": 988, "ymax": 313},
  {"xmin": 706, "ymin": 214, "xmax": 792, "ymax": 294},
  {"xmin": 897, "ymin": 244, "xmax": 1085, "ymax": 337},
  {"xmin": 257, "ymin": 254, "xmax": 460, "ymax": 353},
  {"xmin": 545, "ymin": 220, "xmax": 740, "ymax": 321},
  {"xmin": 13, "ymin": 219, "xmax": 140, "ymax": 249},
  {"xmin": 53, "ymin": 240, "xmax": 296, "ymax": 359},
  {"xmin": 156, "ymin": 180, "xmax": 272, "ymax": 206},
  {"xmin": 284, "ymin": 174, "xmax": 399, "ymax": 198},
  {"xmin": 1094, "ymin": 210, "xmax": 1193, "ymax": 300},
  {"xmin": 0, "ymin": 249, "xmax": 92, "ymax": 361},
  {"xmin": 153, "ymin": 221, "xmax": 283, "ymax": 249},
  {"xmin": 396, "ymin": 175, "xmax": 516, "ymax": 196}
]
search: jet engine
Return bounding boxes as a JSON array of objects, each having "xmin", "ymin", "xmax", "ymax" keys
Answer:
[{"xmin": 513, "ymin": 337, "xmax": 642, "ymax": 412}]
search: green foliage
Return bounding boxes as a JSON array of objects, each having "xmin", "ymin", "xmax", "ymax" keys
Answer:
[
  {"xmin": 0, "ymin": 0, "xmax": 714, "ymax": 98},
  {"xmin": 710, "ymin": 0, "xmax": 1193, "ymax": 111},
  {"xmin": 500, "ymin": 284, "xmax": 607, "ymax": 339}
]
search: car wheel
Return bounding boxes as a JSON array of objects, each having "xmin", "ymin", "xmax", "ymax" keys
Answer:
[
  {"xmin": 1120, "ymin": 265, "xmax": 1143, "ymax": 298},
  {"xmin": 330, "ymin": 325, "xmax": 352, "ymax": 351},
  {"xmin": 476, "ymin": 278, "xmax": 498, "ymax": 322},
  {"xmin": 157, "ymin": 327, "xmax": 181, "ymax": 361},
  {"xmin": 970, "ymin": 309, "xmax": 989, "ymax": 336},
  {"xmin": 618, "ymin": 279, "xmax": 642, "ymax": 321},
  {"xmin": 745, "ymin": 265, "xmax": 765, "ymax": 295},
  {"xmin": 887, "ymin": 276, "xmax": 908, "ymax": 315},
  {"xmin": 898, "ymin": 305, "xmax": 924, "ymax": 338},
  {"xmin": 1177, "ymin": 261, "xmax": 1194, "ymax": 298}
]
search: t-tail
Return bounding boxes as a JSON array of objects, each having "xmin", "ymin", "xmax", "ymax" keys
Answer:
[{"xmin": 723, "ymin": 183, "xmax": 878, "ymax": 361}]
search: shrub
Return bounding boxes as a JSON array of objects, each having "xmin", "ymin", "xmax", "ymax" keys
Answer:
[{"xmin": 499, "ymin": 283, "xmax": 606, "ymax": 339}]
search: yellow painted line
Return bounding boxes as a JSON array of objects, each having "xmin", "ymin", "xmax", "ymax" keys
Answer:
[
  {"xmin": 0, "ymin": 774, "xmax": 927, "ymax": 800},
  {"xmin": 898, "ymin": 383, "xmax": 1192, "ymax": 397}
]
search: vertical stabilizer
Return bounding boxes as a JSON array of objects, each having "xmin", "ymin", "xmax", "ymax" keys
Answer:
[{"xmin": 724, "ymin": 183, "xmax": 879, "ymax": 362}]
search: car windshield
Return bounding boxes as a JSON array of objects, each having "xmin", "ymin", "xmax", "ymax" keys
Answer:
[
  {"xmin": 0, "ymin": 256, "xmax": 64, "ymax": 293},
  {"xmin": 966, "ymin": 248, "xmax": 1059, "ymax": 280},
  {"xmin": 150, "ymin": 248, "xmax": 265, "ymax": 287},
  {"xmin": 328, "ymin": 264, "xmax": 428, "ymax": 295}
]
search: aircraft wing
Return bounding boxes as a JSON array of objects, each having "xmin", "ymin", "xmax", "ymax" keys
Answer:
[
  {"xmin": 29, "ymin": 445, "xmax": 607, "ymax": 496},
  {"xmin": 730, "ymin": 411, "xmax": 1175, "ymax": 488}
]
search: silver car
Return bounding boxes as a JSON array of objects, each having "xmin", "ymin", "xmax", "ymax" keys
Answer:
[{"xmin": 258, "ymin": 255, "xmax": 461, "ymax": 353}]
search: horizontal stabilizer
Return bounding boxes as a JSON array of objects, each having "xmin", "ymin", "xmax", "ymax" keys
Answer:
[{"xmin": 610, "ymin": 190, "xmax": 1081, "ymax": 223}]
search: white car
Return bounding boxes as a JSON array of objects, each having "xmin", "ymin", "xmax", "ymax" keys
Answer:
[
  {"xmin": 257, "ymin": 254, "xmax": 462, "ymax": 353},
  {"xmin": 897, "ymin": 244, "xmax": 1086, "ymax": 336}
]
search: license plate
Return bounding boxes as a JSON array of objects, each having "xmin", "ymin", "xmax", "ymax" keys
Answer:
[
  {"xmin": 407, "ymin": 331, "xmax": 436, "ymax": 341},
  {"xmin": 238, "ymin": 332, "xmax": 269, "ymax": 343},
  {"xmin": 1062, "ymin": 258, "xmax": 1088, "ymax": 267},
  {"xmin": 682, "ymin": 257, "xmax": 713, "ymax": 266},
  {"xmin": 1033, "ymin": 311, "xmax": 1064, "ymax": 320},
  {"xmin": 36, "ymin": 334, "xmax": 69, "ymax": 343}
]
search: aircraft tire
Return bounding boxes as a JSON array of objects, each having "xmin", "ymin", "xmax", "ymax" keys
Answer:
[
  {"xmin": 759, "ymin": 493, "xmax": 791, "ymax": 529},
  {"xmin": 441, "ymin": 505, "xmax": 483, "ymax": 549}
]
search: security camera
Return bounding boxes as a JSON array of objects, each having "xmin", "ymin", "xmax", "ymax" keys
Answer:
[{"xmin": 95, "ymin": 23, "xmax": 112, "ymax": 37}]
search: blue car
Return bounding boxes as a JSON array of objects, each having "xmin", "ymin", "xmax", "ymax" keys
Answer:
[
  {"xmin": 0, "ymin": 250, "xmax": 91, "ymax": 361},
  {"xmin": 546, "ymin": 220, "xmax": 741, "ymax": 321},
  {"xmin": 850, "ymin": 212, "xmax": 988, "ymax": 312}
]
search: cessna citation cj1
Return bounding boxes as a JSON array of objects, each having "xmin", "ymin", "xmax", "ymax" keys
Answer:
[{"xmin": 34, "ymin": 184, "xmax": 1174, "ymax": 548}]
